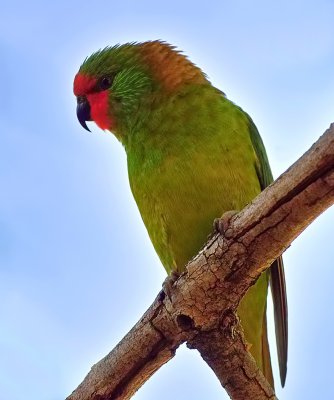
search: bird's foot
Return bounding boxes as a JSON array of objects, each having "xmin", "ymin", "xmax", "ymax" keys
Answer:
[
  {"xmin": 161, "ymin": 270, "xmax": 180, "ymax": 300},
  {"xmin": 213, "ymin": 210, "xmax": 238, "ymax": 238}
]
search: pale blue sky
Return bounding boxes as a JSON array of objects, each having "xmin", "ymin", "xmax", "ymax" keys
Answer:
[{"xmin": 1, "ymin": 1, "xmax": 334, "ymax": 399}]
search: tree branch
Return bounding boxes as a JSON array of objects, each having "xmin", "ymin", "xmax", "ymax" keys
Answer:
[{"xmin": 67, "ymin": 124, "xmax": 334, "ymax": 400}]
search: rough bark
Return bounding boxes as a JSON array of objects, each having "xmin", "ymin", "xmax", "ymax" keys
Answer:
[
  {"xmin": 67, "ymin": 124, "xmax": 334, "ymax": 400},
  {"xmin": 187, "ymin": 319, "xmax": 276, "ymax": 400}
]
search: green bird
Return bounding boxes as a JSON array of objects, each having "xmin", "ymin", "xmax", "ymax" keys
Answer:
[{"xmin": 73, "ymin": 40, "xmax": 288, "ymax": 387}]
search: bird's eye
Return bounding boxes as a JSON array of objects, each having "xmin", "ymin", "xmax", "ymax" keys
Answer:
[{"xmin": 99, "ymin": 76, "xmax": 113, "ymax": 91}]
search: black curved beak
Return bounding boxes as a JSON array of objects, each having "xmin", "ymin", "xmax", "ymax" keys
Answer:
[{"xmin": 76, "ymin": 96, "xmax": 91, "ymax": 132}]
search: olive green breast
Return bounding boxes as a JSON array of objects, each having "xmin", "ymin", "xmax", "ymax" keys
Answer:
[{"xmin": 126, "ymin": 86, "xmax": 261, "ymax": 274}]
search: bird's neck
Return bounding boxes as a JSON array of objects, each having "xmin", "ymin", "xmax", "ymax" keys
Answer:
[
  {"xmin": 123, "ymin": 83, "xmax": 222, "ymax": 167},
  {"xmin": 120, "ymin": 83, "xmax": 217, "ymax": 147}
]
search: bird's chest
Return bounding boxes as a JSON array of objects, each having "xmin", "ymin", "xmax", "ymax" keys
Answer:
[
  {"xmin": 126, "ymin": 137, "xmax": 260, "ymax": 273},
  {"xmin": 127, "ymin": 144, "xmax": 191, "ymax": 270}
]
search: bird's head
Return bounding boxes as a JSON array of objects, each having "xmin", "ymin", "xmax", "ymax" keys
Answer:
[{"xmin": 73, "ymin": 41, "xmax": 208, "ymax": 138}]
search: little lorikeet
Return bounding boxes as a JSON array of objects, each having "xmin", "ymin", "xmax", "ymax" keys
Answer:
[{"xmin": 73, "ymin": 40, "xmax": 288, "ymax": 387}]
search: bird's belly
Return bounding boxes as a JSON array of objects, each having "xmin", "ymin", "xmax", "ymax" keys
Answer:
[
  {"xmin": 130, "ymin": 154, "xmax": 261, "ymax": 274},
  {"xmin": 130, "ymin": 156, "xmax": 270, "ymax": 373}
]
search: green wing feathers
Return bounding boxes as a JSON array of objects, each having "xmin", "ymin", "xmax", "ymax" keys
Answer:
[
  {"xmin": 248, "ymin": 115, "xmax": 288, "ymax": 386},
  {"xmin": 262, "ymin": 312, "xmax": 275, "ymax": 388}
]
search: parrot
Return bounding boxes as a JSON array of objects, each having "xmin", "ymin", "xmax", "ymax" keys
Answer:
[{"xmin": 73, "ymin": 40, "xmax": 288, "ymax": 388}]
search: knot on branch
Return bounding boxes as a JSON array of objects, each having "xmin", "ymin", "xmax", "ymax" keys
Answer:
[
  {"xmin": 176, "ymin": 314, "xmax": 195, "ymax": 331},
  {"xmin": 220, "ymin": 309, "xmax": 239, "ymax": 339}
]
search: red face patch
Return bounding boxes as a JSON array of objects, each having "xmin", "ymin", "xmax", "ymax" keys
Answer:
[
  {"xmin": 74, "ymin": 73, "xmax": 113, "ymax": 130},
  {"xmin": 73, "ymin": 73, "xmax": 96, "ymax": 96},
  {"xmin": 87, "ymin": 91, "xmax": 112, "ymax": 130}
]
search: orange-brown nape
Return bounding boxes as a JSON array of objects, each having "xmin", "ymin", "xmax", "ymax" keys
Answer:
[{"xmin": 139, "ymin": 41, "xmax": 208, "ymax": 92}]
